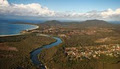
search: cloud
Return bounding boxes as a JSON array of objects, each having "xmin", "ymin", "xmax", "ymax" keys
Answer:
[
  {"xmin": 0, "ymin": 0, "xmax": 120, "ymax": 21},
  {"xmin": 58, "ymin": 8, "xmax": 120, "ymax": 21},
  {"xmin": 101, "ymin": 8, "xmax": 120, "ymax": 18},
  {"xmin": 0, "ymin": 0, "xmax": 9, "ymax": 6},
  {"xmin": 0, "ymin": 0, "xmax": 55, "ymax": 17}
]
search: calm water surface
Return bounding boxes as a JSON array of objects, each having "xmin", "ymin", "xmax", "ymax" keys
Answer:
[
  {"xmin": 30, "ymin": 36, "xmax": 62, "ymax": 69},
  {"xmin": 0, "ymin": 20, "xmax": 37, "ymax": 36}
]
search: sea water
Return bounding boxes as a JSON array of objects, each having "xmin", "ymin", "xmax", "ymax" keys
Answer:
[{"xmin": 0, "ymin": 19, "xmax": 37, "ymax": 36}]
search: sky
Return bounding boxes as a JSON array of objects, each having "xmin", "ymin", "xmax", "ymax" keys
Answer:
[
  {"xmin": 0, "ymin": 0, "xmax": 120, "ymax": 21},
  {"xmin": 8, "ymin": 0, "xmax": 120, "ymax": 12}
]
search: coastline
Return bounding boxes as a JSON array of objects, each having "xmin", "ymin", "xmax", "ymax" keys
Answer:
[{"xmin": 0, "ymin": 24, "xmax": 39, "ymax": 37}]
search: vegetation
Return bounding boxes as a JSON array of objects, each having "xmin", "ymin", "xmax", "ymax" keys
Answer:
[
  {"xmin": 0, "ymin": 33, "xmax": 55, "ymax": 69},
  {"xmin": 38, "ymin": 20, "xmax": 120, "ymax": 69},
  {"xmin": 1, "ymin": 20, "xmax": 120, "ymax": 69}
]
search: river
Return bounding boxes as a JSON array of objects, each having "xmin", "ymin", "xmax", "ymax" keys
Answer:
[{"xmin": 30, "ymin": 36, "xmax": 62, "ymax": 69}]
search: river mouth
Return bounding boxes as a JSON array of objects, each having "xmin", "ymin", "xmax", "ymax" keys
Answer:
[{"xmin": 30, "ymin": 36, "xmax": 62, "ymax": 69}]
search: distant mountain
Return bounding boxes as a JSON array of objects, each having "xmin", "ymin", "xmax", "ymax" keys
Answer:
[
  {"xmin": 45, "ymin": 20, "xmax": 61, "ymax": 24},
  {"xmin": 85, "ymin": 19, "xmax": 108, "ymax": 23},
  {"xmin": 40, "ymin": 20, "xmax": 118, "ymax": 28},
  {"xmin": 79, "ymin": 20, "xmax": 114, "ymax": 28},
  {"xmin": 42, "ymin": 20, "xmax": 63, "ymax": 26},
  {"xmin": 82, "ymin": 20, "xmax": 109, "ymax": 25}
]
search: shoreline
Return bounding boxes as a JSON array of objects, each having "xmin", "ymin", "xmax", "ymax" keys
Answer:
[{"xmin": 0, "ymin": 24, "xmax": 39, "ymax": 37}]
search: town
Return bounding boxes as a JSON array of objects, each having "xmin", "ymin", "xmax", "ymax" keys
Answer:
[{"xmin": 65, "ymin": 44, "xmax": 120, "ymax": 60}]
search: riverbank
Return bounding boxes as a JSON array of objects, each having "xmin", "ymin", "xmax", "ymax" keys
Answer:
[
  {"xmin": 0, "ymin": 22, "xmax": 60, "ymax": 69},
  {"xmin": 36, "ymin": 20, "xmax": 120, "ymax": 69},
  {"xmin": 0, "ymin": 32, "xmax": 56, "ymax": 69},
  {"xmin": 30, "ymin": 36, "xmax": 62, "ymax": 69}
]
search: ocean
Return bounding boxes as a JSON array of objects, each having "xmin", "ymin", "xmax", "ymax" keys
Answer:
[
  {"xmin": 1, "ymin": 18, "xmax": 119, "ymax": 36},
  {"xmin": 0, "ymin": 19, "xmax": 40, "ymax": 36}
]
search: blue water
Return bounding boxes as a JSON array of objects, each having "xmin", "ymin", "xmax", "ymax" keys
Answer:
[
  {"xmin": 30, "ymin": 36, "xmax": 62, "ymax": 69},
  {"xmin": 0, "ymin": 20, "xmax": 37, "ymax": 36}
]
